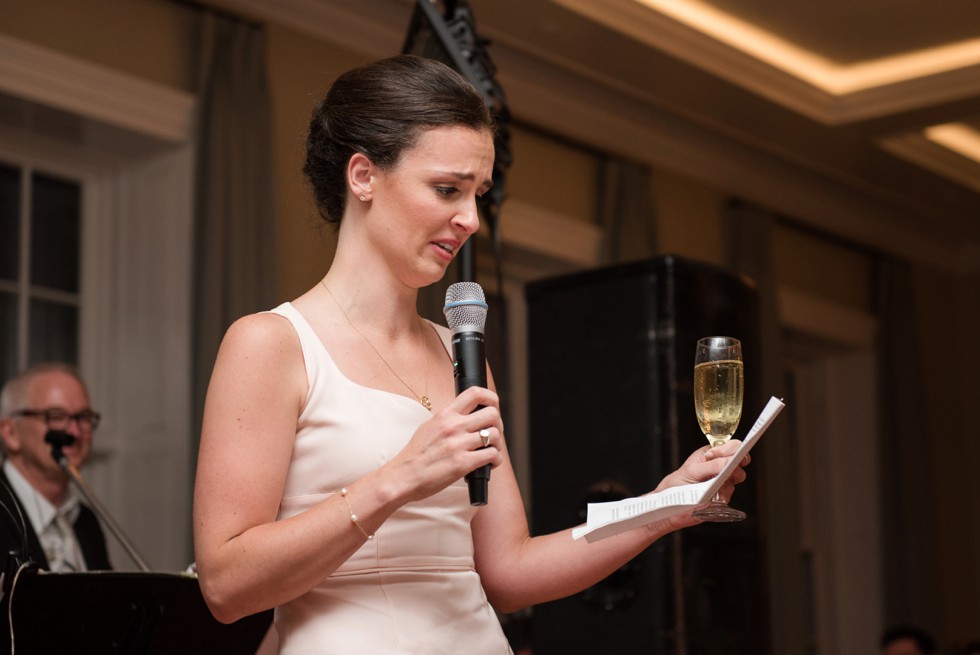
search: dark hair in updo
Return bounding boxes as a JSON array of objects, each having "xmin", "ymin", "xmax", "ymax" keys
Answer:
[{"xmin": 304, "ymin": 54, "xmax": 494, "ymax": 225}]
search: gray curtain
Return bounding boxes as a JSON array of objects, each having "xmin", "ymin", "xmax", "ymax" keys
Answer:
[
  {"xmin": 596, "ymin": 157, "xmax": 657, "ymax": 264},
  {"xmin": 191, "ymin": 12, "xmax": 277, "ymax": 449},
  {"xmin": 875, "ymin": 258, "xmax": 938, "ymax": 629},
  {"xmin": 723, "ymin": 199, "xmax": 804, "ymax": 655}
]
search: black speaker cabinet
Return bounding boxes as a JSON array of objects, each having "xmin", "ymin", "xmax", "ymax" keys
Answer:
[{"xmin": 526, "ymin": 254, "xmax": 769, "ymax": 655}]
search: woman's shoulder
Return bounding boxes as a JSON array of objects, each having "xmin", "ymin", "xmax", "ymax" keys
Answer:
[
  {"xmin": 222, "ymin": 306, "xmax": 301, "ymax": 354},
  {"xmin": 208, "ymin": 308, "xmax": 308, "ymax": 402}
]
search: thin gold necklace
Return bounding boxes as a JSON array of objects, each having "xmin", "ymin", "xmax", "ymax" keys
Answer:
[{"xmin": 321, "ymin": 280, "xmax": 432, "ymax": 410}]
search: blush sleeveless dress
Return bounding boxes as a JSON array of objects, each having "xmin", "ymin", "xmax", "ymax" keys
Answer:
[{"xmin": 269, "ymin": 302, "xmax": 513, "ymax": 655}]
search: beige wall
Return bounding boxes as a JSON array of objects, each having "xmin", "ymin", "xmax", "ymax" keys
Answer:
[
  {"xmin": 655, "ymin": 167, "xmax": 727, "ymax": 266},
  {"xmin": 265, "ymin": 23, "xmax": 365, "ymax": 300},
  {"xmin": 506, "ymin": 126, "xmax": 598, "ymax": 225},
  {"xmin": 773, "ymin": 224, "xmax": 874, "ymax": 312}
]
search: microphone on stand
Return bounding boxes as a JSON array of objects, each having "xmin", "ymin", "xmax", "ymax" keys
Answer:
[
  {"xmin": 44, "ymin": 429, "xmax": 76, "ymax": 458},
  {"xmin": 444, "ymin": 282, "xmax": 491, "ymax": 506},
  {"xmin": 45, "ymin": 429, "xmax": 151, "ymax": 572}
]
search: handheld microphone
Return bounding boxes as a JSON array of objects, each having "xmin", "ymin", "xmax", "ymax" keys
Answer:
[{"xmin": 444, "ymin": 281, "xmax": 491, "ymax": 506}]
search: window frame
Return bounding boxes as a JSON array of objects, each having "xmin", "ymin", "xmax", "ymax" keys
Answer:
[{"xmin": 0, "ymin": 35, "xmax": 197, "ymax": 571}]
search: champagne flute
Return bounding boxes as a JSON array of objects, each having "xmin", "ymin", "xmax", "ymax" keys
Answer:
[{"xmin": 691, "ymin": 336, "xmax": 746, "ymax": 522}]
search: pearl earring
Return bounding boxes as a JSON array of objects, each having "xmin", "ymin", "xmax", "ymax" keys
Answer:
[{"xmin": 359, "ymin": 194, "xmax": 367, "ymax": 202}]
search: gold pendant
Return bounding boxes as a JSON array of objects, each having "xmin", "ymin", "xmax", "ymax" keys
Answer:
[{"xmin": 419, "ymin": 396, "xmax": 432, "ymax": 410}]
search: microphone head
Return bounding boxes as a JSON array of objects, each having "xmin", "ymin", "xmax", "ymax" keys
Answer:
[
  {"xmin": 44, "ymin": 430, "xmax": 76, "ymax": 448},
  {"xmin": 444, "ymin": 281, "xmax": 488, "ymax": 333},
  {"xmin": 44, "ymin": 430, "xmax": 75, "ymax": 446}
]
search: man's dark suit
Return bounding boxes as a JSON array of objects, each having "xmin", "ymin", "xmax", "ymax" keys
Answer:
[{"xmin": 0, "ymin": 468, "xmax": 111, "ymax": 570}]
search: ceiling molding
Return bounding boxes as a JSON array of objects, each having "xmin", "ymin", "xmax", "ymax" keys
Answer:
[
  {"xmin": 209, "ymin": 0, "xmax": 406, "ymax": 59},
  {"xmin": 881, "ymin": 126, "xmax": 980, "ymax": 195},
  {"xmin": 492, "ymin": 47, "xmax": 979, "ymax": 274},
  {"xmin": 555, "ymin": 0, "xmax": 980, "ymax": 125},
  {"xmin": 926, "ymin": 123, "xmax": 980, "ymax": 163},
  {"xmin": 827, "ymin": 63, "xmax": 980, "ymax": 124},
  {"xmin": 0, "ymin": 34, "xmax": 195, "ymax": 144},
  {"xmin": 778, "ymin": 288, "xmax": 876, "ymax": 348}
]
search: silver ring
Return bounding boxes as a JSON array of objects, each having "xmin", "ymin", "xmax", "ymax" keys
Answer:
[{"xmin": 479, "ymin": 428, "xmax": 491, "ymax": 448}]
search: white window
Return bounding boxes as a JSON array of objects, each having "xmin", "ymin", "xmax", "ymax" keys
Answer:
[{"xmin": 0, "ymin": 160, "xmax": 85, "ymax": 379}]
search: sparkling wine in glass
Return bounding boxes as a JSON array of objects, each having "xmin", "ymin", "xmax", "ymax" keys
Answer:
[{"xmin": 691, "ymin": 336, "xmax": 746, "ymax": 522}]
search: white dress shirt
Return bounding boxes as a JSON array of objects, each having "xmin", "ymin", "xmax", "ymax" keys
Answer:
[{"xmin": 3, "ymin": 460, "xmax": 86, "ymax": 572}]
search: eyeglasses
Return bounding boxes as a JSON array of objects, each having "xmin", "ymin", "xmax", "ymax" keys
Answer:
[{"xmin": 10, "ymin": 408, "xmax": 101, "ymax": 432}]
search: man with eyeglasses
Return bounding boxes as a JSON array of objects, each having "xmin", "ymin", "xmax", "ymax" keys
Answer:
[{"xmin": 0, "ymin": 362, "xmax": 111, "ymax": 572}]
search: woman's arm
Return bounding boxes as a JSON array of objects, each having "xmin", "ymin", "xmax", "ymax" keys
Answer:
[
  {"xmin": 472, "ymin": 398, "xmax": 747, "ymax": 614},
  {"xmin": 193, "ymin": 312, "xmax": 381, "ymax": 621}
]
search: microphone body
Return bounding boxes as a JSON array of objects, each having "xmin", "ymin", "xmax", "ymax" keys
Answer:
[
  {"xmin": 444, "ymin": 282, "xmax": 491, "ymax": 506},
  {"xmin": 452, "ymin": 328, "xmax": 489, "ymax": 505},
  {"xmin": 451, "ymin": 330, "xmax": 487, "ymax": 394}
]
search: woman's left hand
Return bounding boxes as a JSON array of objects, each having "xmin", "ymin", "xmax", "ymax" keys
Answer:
[{"xmin": 651, "ymin": 440, "xmax": 750, "ymax": 530}]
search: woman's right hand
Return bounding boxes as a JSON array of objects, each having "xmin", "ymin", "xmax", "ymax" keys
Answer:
[{"xmin": 388, "ymin": 385, "xmax": 505, "ymax": 503}]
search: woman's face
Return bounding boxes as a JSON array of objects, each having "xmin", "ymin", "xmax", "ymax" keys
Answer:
[{"xmin": 366, "ymin": 125, "xmax": 494, "ymax": 288}]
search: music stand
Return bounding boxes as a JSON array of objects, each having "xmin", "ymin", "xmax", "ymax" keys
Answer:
[{"xmin": 0, "ymin": 567, "xmax": 271, "ymax": 654}]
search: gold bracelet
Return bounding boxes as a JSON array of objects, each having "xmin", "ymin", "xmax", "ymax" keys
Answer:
[{"xmin": 340, "ymin": 487, "xmax": 374, "ymax": 540}]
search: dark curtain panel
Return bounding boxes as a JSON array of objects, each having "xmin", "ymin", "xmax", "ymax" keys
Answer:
[
  {"xmin": 596, "ymin": 156, "xmax": 657, "ymax": 265},
  {"xmin": 723, "ymin": 199, "xmax": 803, "ymax": 655},
  {"xmin": 876, "ymin": 258, "xmax": 938, "ymax": 629},
  {"xmin": 191, "ymin": 12, "xmax": 277, "ymax": 454}
]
